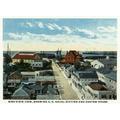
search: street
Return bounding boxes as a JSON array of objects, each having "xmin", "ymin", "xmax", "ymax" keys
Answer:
[{"xmin": 52, "ymin": 61, "xmax": 79, "ymax": 100}]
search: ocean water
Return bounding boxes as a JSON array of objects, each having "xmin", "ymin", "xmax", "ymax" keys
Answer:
[{"xmin": 3, "ymin": 50, "xmax": 117, "ymax": 58}]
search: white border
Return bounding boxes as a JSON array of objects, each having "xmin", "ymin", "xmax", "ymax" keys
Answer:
[
  {"xmin": 0, "ymin": 18, "xmax": 119, "ymax": 103},
  {"xmin": 0, "ymin": 0, "xmax": 120, "ymax": 120}
]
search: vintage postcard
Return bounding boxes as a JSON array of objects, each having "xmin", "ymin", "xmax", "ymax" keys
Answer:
[{"xmin": 2, "ymin": 18, "xmax": 117, "ymax": 103}]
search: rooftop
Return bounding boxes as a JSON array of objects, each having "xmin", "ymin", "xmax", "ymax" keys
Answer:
[
  {"xmin": 9, "ymin": 71, "xmax": 22, "ymax": 78},
  {"xmin": 105, "ymin": 71, "xmax": 117, "ymax": 81},
  {"xmin": 12, "ymin": 52, "xmax": 40, "ymax": 60},
  {"xmin": 79, "ymin": 72, "xmax": 98, "ymax": 79},
  {"xmin": 88, "ymin": 82, "xmax": 108, "ymax": 91},
  {"xmin": 98, "ymin": 59, "xmax": 116, "ymax": 65},
  {"xmin": 73, "ymin": 69, "xmax": 98, "ymax": 79},
  {"xmin": 97, "ymin": 67, "xmax": 111, "ymax": 74},
  {"xmin": 21, "ymin": 71, "xmax": 35, "ymax": 76},
  {"xmin": 37, "ymin": 95, "xmax": 60, "ymax": 100},
  {"xmin": 12, "ymin": 86, "xmax": 29, "ymax": 97}
]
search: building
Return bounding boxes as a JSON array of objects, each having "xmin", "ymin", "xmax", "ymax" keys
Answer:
[
  {"xmin": 64, "ymin": 65, "xmax": 74, "ymax": 78},
  {"xmin": 91, "ymin": 57, "xmax": 116, "ymax": 69},
  {"xmin": 21, "ymin": 70, "xmax": 55, "ymax": 84},
  {"xmin": 12, "ymin": 82, "xmax": 59, "ymax": 100},
  {"xmin": 104, "ymin": 71, "xmax": 117, "ymax": 90},
  {"xmin": 35, "ymin": 70, "xmax": 55, "ymax": 83},
  {"xmin": 66, "ymin": 68, "xmax": 99, "ymax": 100},
  {"xmin": 38, "ymin": 52, "xmax": 55, "ymax": 59},
  {"xmin": 55, "ymin": 49, "xmax": 62, "ymax": 59},
  {"xmin": 37, "ymin": 95, "xmax": 60, "ymax": 100},
  {"xmin": 31, "ymin": 61, "xmax": 43, "ymax": 68},
  {"xmin": 12, "ymin": 52, "xmax": 43, "ymax": 68},
  {"xmin": 21, "ymin": 71, "xmax": 35, "ymax": 81},
  {"xmin": 97, "ymin": 68, "xmax": 117, "ymax": 91},
  {"xmin": 61, "ymin": 50, "xmax": 83, "ymax": 64},
  {"xmin": 12, "ymin": 85, "xmax": 34, "ymax": 99},
  {"xmin": 7, "ymin": 71, "xmax": 22, "ymax": 88},
  {"xmin": 85, "ymin": 82, "xmax": 116, "ymax": 99},
  {"xmin": 72, "ymin": 69, "xmax": 98, "ymax": 87}
]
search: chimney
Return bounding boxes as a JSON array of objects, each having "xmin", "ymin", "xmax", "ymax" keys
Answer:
[{"xmin": 106, "ymin": 55, "xmax": 110, "ymax": 60}]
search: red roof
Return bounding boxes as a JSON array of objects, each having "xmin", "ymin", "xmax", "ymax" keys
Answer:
[
  {"xmin": 89, "ymin": 83, "xmax": 107, "ymax": 91},
  {"xmin": 12, "ymin": 53, "xmax": 37, "ymax": 60}
]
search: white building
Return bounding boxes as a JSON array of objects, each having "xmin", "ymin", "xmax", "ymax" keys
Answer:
[
  {"xmin": 71, "ymin": 69, "xmax": 98, "ymax": 88},
  {"xmin": 21, "ymin": 70, "xmax": 55, "ymax": 83},
  {"xmin": 91, "ymin": 58, "xmax": 116, "ymax": 69},
  {"xmin": 97, "ymin": 69, "xmax": 117, "ymax": 91},
  {"xmin": 7, "ymin": 71, "xmax": 22, "ymax": 88},
  {"xmin": 85, "ymin": 82, "xmax": 116, "ymax": 99},
  {"xmin": 31, "ymin": 61, "xmax": 43, "ymax": 68},
  {"xmin": 21, "ymin": 72, "xmax": 35, "ymax": 81},
  {"xmin": 35, "ymin": 70, "xmax": 55, "ymax": 82}
]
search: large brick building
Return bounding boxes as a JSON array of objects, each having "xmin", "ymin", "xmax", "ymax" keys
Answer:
[
  {"xmin": 61, "ymin": 50, "xmax": 83, "ymax": 64},
  {"xmin": 12, "ymin": 52, "xmax": 42, "ymax": 64},
  {"xmin": 12, "ymin": 52, "xmax": 43, "ymax": 68}
]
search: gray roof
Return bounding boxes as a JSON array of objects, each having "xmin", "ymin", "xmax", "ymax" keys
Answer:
[
  {"xmin": 73, "ymin": 69, "xmax": 98, "ymax": 79},
  {"xmin": 99, "ymin": 59, "xmax": 116, "ymax": 65},
  {"xmin": 97, "ymin": 67, "xmax": 111, "ymax": 74},
  {"xmin": 88, "ymin": 82, "xmax": 108, "ymax": 91},
  {"xmin": 24, "ymin": 84, "xmax": 42, "ymax": 91},
  {"xmin": 14, "ymin": 82, "xmax": 59, "ymax": 97},
  {"xmin": 37, "ymin": 95, "xmax": 60, "ymax": 100},
  {"xmin": 9, "ymin": 71, "xmax": 22, "ymax": 77},
  {"xmin": 79, "ymin": 72, "xmax": 98, "ymax": 79},
  {"xmin": 12, "ymin": 86, "xmax": 29, "ymax": 97},
  {"xmin": 105, "ymin": 71, "xmax": 117, "ymax": 81},
  {"xmin": 66, "ymin": 65, "xmax": 74, "ymax": 71}
]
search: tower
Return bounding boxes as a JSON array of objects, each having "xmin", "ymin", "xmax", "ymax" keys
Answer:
[
  {"xmin": 56, "ymin": 48, "xmax": 62, "ymax": 59},
  {"xmin": 7, "ymin": 43, "xmax": 11, "ymax": 57}
]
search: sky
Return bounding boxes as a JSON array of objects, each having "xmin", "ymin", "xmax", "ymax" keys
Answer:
[{"xmin": 3, "ymin": 18, "xmax": 117, "ymax": 51}]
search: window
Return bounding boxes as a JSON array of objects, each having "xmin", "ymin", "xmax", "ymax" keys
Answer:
[
  {"xmin": 101, "ymin": 95, "xmax": 107, "ymax": 99},
  {"xmin": 8, "ymin": 83, "xmax": 11, "ymax": 86},
  {"xmin": 94, "ymin": 94, "xmax": 97, "ymax": 98},
  {"xmin": 11, "ymin": 83, "xmax": 14, "ymax": 86},
  {"xmin": 38, "ymin": 90, "xmax": 41, "ymax": 94},
  {"xmin": 78, "ymin": 84, "xmax": 82, "ymax": 89},
  {"xmin": 109, "ymin": 95, "xmax": 112, "ymax": 99},
  {"xmin": 36, "ymin": 73, "xmax": 39, "ymax": 76}
]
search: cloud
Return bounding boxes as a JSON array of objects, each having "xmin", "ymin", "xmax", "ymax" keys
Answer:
[
  {"xmin": 52, "ymin": 23, "xmax": 62, "ymax": 30},
  {"xmin": 26, "ymin": 22, "xmax": 34, "ymax": 27},
  {"xmin": 46, "ymin": 23, "xmax": 55, "ymax": 30},
  {"xmin": 63, "ymin": 26, "xmax": 72, "ymax": 34},
  {"xmin": 97, "ymin": 26, "xmax": 116, "ymax": 33},
  {"xmin": 37, "ymin": 22, "xmax": 44, "ymax": 28},
  {"xmin": 20, "ymin": 21, "xmax": 97, "ymax": 39},
  {"xmin": 76, "ymin": 28, "xmax": 97, "ymax": 39},
  {"xmin": 21, "ymin": 21, "xmax": 44, "ymax": 28},
  {"xmin": 8, "ymin": 33, "xmax": 22, "ymax": 40},
  {"xmin": 6, "ymin": 32, "xmax": 87, "ymax": 43},
  {"xmin": 5, "ymin": 31, "xmax": 117, "ymax": 51},
  {"xmin": 9, "ymin": 21, "xmax": 117, "ymax": 41},
  {"xmin": 21, "ymin": 22, "xmax": 34, "ymax": 28}
]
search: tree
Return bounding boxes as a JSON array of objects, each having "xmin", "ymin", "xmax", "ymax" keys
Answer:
[
  {"xmin": 4, "ymin": 53, "xmax": 12, "ymax": 64},
  {"xmin": 20, "ymin": 59, "xmax": 24, "ymax": 64},
  {"xmin": 83, "ymin": 61, "xmax": 91, "ymax": 68},
  {"xmin": 74, "ymin": 61, "xmax": 81, "ymax": 70}
]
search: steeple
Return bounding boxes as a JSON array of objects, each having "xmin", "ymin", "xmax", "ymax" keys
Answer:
[
  {"xmin": 7, "ymin": 43, "xmax": 11, "ymax": 56},
  {"xmin": 7, "ymin": 43, "xmax": 9, "ymax": 54}
]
